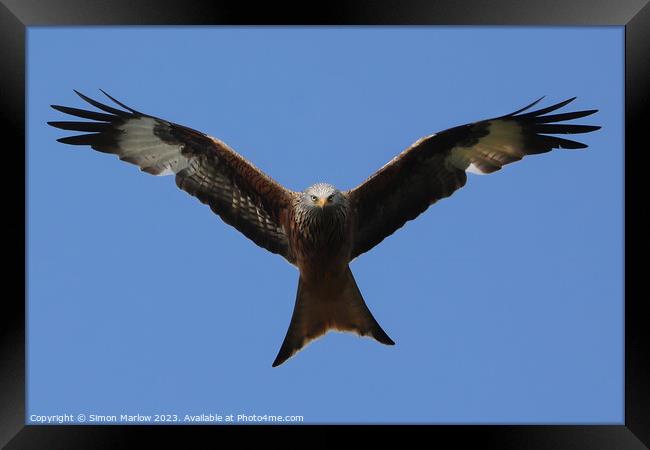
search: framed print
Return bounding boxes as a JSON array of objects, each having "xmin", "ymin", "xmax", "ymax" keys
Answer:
[{"xmin": 4, "ymin": 0, "xmax": 648, "ymax": 448}]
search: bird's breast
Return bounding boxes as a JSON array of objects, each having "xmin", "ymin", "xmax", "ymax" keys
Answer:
[{"xmin": 290, "ymin": 207, "xmax": 352, "ymax": 281}]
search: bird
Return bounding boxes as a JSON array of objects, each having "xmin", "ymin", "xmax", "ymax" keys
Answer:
[{"xmin": 48, "ymin": 90, "xmax": 600, "ymax": 367}]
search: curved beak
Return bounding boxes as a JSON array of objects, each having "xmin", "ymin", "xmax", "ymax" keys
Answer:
[{"xmin": 317, "ymin": 198, "xmax": 327, "ymax": 208}]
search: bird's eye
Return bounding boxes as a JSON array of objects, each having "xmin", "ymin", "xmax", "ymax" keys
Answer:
[
  {"xmin": 327, "ymin": 195, "xmax": 335, "ymax": 202},
  {"xmin": 310, "ymin": 195, "xmax": 318, "ymax": 202}
]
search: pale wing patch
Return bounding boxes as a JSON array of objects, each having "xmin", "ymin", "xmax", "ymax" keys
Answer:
[
  {"xmin": 448, "ymin": 120, "xmax": 525, "ymax": 174},
  {"xmin": 466, "ymin": 163, "xmax": 487, "ymax": 175},
  {"xmin": 118, "ymin": 117, "xmax": 189, "ymax": 176}
]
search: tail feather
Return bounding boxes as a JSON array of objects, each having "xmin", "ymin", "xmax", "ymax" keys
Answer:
[{"xmin": 272, "ymin": 266, "xmax": 394, "ymax": 367}]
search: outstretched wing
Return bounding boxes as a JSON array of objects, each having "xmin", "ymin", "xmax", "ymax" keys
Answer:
[
  {"xmin": 347, "ymin": 97, "xmax": 600, "ymax": 259},
  {"xmin": 49, "ymin": 90, "xmax": 296, "ymax": 263}
]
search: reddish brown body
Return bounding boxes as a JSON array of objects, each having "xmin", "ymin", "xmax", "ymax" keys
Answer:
[
  {"xmin": 285, "ymin": 193, "xmax": 353, "ymax": 284},
  {"xmin": 270, "ymin": 192, "xmax": 394, "ymax": 366}
]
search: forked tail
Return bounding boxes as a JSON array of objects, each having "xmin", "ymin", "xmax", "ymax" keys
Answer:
[{"xmin": 272, "ymin": 266, "xmax": 394, "ymax": 367}]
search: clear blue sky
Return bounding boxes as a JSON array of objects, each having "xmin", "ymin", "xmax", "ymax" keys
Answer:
[{"xmin": 27, "ymin": 27, "xmax": 623, "ymax": 424}]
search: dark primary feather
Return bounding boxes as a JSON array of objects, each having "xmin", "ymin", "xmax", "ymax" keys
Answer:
[
  {"xmin": 49, "ymin": 90, "xmax": 296, "ymax": 263},
  {"xmin": 347, "ymin": 98, "xmax": 600, "ymax": 259}
]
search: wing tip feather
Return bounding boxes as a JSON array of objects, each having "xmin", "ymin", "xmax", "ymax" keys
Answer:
[
  {"xmin": 99, "ymin": 88, "xmax": 140, "ymax": 114},
  {"xmin": 505, "ymin": 96, "xmax": 545, "ymax": 116}
]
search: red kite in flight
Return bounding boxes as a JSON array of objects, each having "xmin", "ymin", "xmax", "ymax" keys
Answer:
[{"xmin": 49, "ymin": 91, "xmax": 599, "ymax": 366}]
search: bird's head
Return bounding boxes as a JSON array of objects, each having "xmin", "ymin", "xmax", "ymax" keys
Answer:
[{"xmin": 300, "ymin": 183, "xmax": 345, "ymax": 210}]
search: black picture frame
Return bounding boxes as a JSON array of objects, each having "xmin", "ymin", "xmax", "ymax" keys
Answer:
[{"xmin": 4, "ymin": 1, "xmax": 648, "ymax": 448}]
